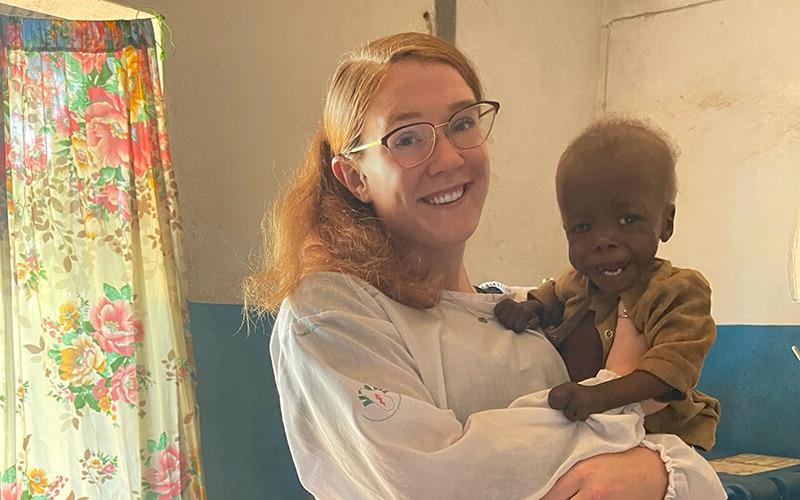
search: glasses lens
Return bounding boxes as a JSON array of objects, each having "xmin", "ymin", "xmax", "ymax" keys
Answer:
[
  {"xmin": 448, "ymin": 102, "xmax": 497, "ymax": 149},
  {"xmin": 385, "ymin": 123, "xmax": 435, "ymax": 168}
]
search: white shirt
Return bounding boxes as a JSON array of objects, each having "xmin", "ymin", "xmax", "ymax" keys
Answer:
[{"xmin": 271, "ymin": 272, "xmax": 726, "ymax": 499}]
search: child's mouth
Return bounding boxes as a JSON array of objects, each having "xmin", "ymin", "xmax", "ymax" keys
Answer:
[{"xmin": 597, "ymin": 264, "xmax": 627, "ymax": 277}]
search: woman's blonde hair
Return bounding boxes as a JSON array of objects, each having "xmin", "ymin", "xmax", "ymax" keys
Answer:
[{"xmin": 244, "ymin": 32, "xmax": 484, "ymax": 312}]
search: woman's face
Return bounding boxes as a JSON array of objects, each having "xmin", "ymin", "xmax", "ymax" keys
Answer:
[{"xmin": 354, "ymin": 60, "xmax": 491, "ymax": 256}]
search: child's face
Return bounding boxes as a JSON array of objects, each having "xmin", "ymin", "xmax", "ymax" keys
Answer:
[{"xmin": 558, "ymin": 159, "xmax": 675, "ymax": 294}]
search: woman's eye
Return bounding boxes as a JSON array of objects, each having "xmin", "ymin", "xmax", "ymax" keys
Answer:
[
  {"xmin": 571, "ymin": 223, "xmax": 591, "ymax": 234},
  {"xmin": 619, "ymin": 215, "xmax": 639, "ymax": 225},
  {"xmin": 391, "ymin": 132, "xmax": 422, "ymax": 149},
  {"xmin": 452, "ymin": 116, "xmax": 476, "ymax": 133}
]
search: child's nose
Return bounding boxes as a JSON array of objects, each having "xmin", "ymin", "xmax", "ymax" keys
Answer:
[{"xmin": 593, "ymin": 235, "xmax": 619, "ymax": 251}]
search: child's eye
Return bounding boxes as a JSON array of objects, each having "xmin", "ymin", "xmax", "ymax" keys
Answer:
[
  {"xmin": 619, "ymin": 215, "xmax": 639, "ymax": 225},
  {"xmin": 571, "ymin": 223, "xmax": 591, "ymax": 234}
]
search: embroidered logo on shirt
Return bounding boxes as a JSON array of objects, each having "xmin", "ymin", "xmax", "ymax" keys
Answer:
[
  {"xmin": 358, "ymin": 384, "xmax": 401, "ymax": 422},
  {"xmin": 295, "ymin": 322, "xmax": 318, "ymax": 337}
]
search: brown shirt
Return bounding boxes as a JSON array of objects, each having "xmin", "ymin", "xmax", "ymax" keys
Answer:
[{"xmin": 533, "ymin": 258, "xmax": 720, "ymax": 450}]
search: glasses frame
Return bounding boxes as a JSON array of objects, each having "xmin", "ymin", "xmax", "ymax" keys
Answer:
[{"xmin": 343, "ymin": 100, "xmax": 500, "ymax": 169}]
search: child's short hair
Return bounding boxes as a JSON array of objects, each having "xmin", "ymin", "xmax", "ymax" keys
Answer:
[{"xmin": 557, "ymin": 119, "xmax": 679, "ymax": 202}]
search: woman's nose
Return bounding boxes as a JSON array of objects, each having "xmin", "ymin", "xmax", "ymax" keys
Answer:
[{"xmin": 425, "ymin": 128, "xmax": 464, "ymax": 174}]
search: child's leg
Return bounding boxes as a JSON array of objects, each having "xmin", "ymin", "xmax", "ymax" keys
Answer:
[{"xmin": 606, "ymin": 300, "xmax": 668, "ymax": 415}]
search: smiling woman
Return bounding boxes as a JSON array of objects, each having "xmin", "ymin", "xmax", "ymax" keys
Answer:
[{"xmin": 245, "ymin": 31, "xmax": 726, "ymax": 499}]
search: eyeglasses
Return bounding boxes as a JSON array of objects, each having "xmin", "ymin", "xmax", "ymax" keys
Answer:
[{"xmin": 343, "ymin": 100, "xmax": 500, "ymax": 169}]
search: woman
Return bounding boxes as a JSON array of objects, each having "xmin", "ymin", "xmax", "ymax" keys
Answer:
[{"xmin": 246, "ymin": 32, "xmax": 725, "ymax": 499}]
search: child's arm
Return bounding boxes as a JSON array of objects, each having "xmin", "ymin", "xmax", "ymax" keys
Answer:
[
  {"xmin": 494, "ymin": 279, "xmax": 565, "ymax": 333},
  {"xmin": 494, "ymin": 297, "xmax": 543, "ymax": 333},
  {"xmin": 547, "ymin": 371, "xmax": 680, "ymax": 421}
]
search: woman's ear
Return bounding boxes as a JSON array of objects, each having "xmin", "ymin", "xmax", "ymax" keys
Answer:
[
  {"xmin": 661, "ymin": 204, "xmax": 676, "ymax": 242},
  {"xmin": 331, "ymin": 155, "xmax": 371, "ymax": 203}
]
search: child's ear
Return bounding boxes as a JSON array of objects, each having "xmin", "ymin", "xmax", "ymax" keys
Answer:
[
  {"xmin": 331, "ymin": 155, "xmax": 371, "ymax": 203},
  {"xmin": 661, "ymin": 204, "xmax": 676, "ymax": 242}
]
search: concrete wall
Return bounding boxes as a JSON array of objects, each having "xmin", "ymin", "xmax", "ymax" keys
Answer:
[
  {"xmin": 457, "ymin": 1, "xmax": 604, "ymax": 293},
  {"xmin": 601, "ymin": 0, "xmax": 800, "ymax": 325}
]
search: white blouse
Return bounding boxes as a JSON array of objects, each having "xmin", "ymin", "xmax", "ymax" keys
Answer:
[{"xmin": 270, "ymin": 272, "xmax": 725, "ymax": 499}]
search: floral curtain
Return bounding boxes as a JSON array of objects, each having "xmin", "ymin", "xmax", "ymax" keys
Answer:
[{"xmin": 0, "ymin": 17, "xmax": 205, "ymax": 499}]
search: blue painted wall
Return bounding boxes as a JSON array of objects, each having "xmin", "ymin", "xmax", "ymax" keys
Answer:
[
  {"xmin": 188, "ymin": 303, "xmax": 306, "ymax": 500},
  {"xmin": 188, "ymin": 302, "xmax": 800, "ymax": 498},
  {"xmin": 697, "ymin": 325, "xmax": 800, "ymax": 459}
]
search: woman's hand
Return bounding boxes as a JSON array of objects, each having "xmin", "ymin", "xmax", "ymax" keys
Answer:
[{"xmin": 541, "ymin": 446, "xmax": 668, "ymax": 500}]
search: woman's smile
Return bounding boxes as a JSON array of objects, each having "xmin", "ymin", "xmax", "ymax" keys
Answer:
[{"xmin": 421, "ymin": 182, "xmax": 471, "ymax": 206}]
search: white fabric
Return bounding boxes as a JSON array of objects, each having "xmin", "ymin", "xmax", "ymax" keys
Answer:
[{"xmin": 271, "ymin": 272, "xmax": 726, "ymax": 499}]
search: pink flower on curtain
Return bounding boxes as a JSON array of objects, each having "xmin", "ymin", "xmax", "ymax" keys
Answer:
[
  {"xmin": 94, "ymin": 183, "xmax": 131, "ymax": 221},
  {"xmin": 145, "ymin": 445, "xmax": 185, "ymax": 499},
  {"xmin": 75, "ymin": 52, "xmax": 107, "ymax": 74},
  {"xmin": 85, "ymin": 87, "xmax": 130, "ymax": 167},
  {"xmin": 90, "ymin": 297, "xmax": 143, "ymax": 356},
  {"xmin": 54, "ymin": 108, "xmax": 81, "ymax": 138},
  {"xmin": 0, "ymin": 480, "xmax": 23, "ymax": 500},
  {"xmin": 92, "ymin": 378, "xmax": 109, "ymax": 400},
  {"xmin": 110, "ymin": 363, "xmax": 138, "ymax": 404},
  {"xmin": 132, "ymin": 121, "xmax": 152, "ymax": 177},
  {"xmin": 23, "ymin": 135, "xmax": 48, "ymax": 173}
]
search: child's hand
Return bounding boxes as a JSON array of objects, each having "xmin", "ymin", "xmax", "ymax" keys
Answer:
[
  {"xmin": 494, "ymin": 298, "xmax": 543, "ymax": 333},
  {"xmin": 548, "ymin": 382, "xmax": 609, "ymax": 421}
]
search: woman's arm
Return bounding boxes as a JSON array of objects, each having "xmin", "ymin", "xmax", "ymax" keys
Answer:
[
  {"xmin": 542, "ymin": 446, "xmax": 667, "ymax": 500},
  {"xmin": 543, "ymin": 434, "xmax": 726, "ymax": 499}
]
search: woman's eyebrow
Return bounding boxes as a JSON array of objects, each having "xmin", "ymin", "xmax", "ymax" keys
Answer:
[
  {"xmin": 384, "ymin": 100, "xmax": 478, "ymax": 129},
  {"xmin": 448, "ymin": 99, "xmax": 476, "ymax": 113},
  {"xmin": 385, "ymin": 110, "xmax": 422, "ymax": 129}
]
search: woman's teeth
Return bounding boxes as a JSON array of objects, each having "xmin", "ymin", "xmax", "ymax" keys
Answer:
[
  {"xmin": 600, "ymin": 268, "xmax": 623, "ymax": 277},
  {"xmin": 424, "ymin": 186, "xmax": 464, "ymax": 205}
]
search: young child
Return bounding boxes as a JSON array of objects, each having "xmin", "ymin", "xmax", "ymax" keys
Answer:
[{"xmin": 495, "ymin": 120, "xmax": 720, "ymax": 450}]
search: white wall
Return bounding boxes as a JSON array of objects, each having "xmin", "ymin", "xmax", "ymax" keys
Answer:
[
  {"xmin": 458, "ymin": 1, "xmax": 604, "ymax": 290},
  {"xmin": 602, "ymin": 0, "xmax": 800, "ymax": 324}
]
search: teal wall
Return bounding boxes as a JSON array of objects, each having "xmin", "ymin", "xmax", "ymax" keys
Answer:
[
  {"xmin": 189, "ymin": 303, "xmax": 306, "ymax": 500},
  {"xmin": 189, "ymin": 302, "xmax": 800, "ymax": 498}
]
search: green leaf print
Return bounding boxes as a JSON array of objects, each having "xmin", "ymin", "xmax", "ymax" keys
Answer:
[
  {"xmin": 103, "ymin": 283, "xmax": 122, "ymax": 301},
  {"xmin": 74, "ymin": 393, "xmax": 87, "ymax": 410},
  {"xmin": 61, "ymin": 331, "xmax": 79, "ymax": 345},
  {"xmin": 1, "ymin": 464, "xmax": 16, "ymax": 483},
  {"xmin": 87, "ymin": 395, "xmax": 101, "ymax": 412},
  {"xmin": 110, "ymin": 355, "xmax": 126, "ymax": 373},
  {"xmin": 121, "ymin": 284, "xmax": 133, "ymax": 301},
  {"xmin": 98, "ymin": 167, "xmax": 118, "ymax": 185},
  {"xmin": 95, "ymin": 62, "xmax": 113, "ymax": 87},
  {"xmin": 158, "ymin": 432, "xmax": 168, "ymax": 450}
]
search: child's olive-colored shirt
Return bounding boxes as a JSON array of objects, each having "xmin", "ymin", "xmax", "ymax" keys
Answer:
[{"xmin": 534, "ymin": 258, "xmax": 720, "ymax": 451}]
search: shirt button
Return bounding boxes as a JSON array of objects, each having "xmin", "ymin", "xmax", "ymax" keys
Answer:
[{"xmin": 603, "ymin": 329, "xmax": 614, "ymax": 339}]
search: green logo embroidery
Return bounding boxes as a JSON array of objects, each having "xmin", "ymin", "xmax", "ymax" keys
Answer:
[
  {"xmin": 358, "ymin": 384, "xmax": 400, "ymax": 422},
  {"xmin": 295, "ymin": 323, "xmax": 318, "ymax": 337}
]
